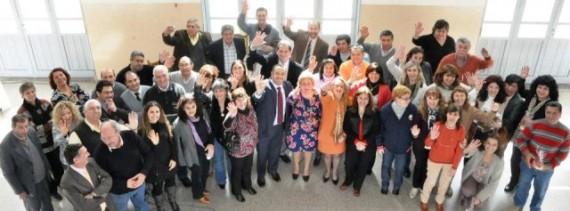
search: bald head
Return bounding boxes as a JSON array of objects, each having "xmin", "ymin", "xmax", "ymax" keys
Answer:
[{"xmin": 100, "ymin": 68, "xmax": 116, "ymax": 83}]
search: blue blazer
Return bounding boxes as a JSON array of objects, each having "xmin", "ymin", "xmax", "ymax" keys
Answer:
[{"xmin": 253, "ymin": 79, "xmax": 293, "ymax": 139}]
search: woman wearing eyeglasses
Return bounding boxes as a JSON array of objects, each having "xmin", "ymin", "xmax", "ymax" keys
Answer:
[{"xmin": 377, "ymin": 85, "xmax": 419, "ymax": 195}]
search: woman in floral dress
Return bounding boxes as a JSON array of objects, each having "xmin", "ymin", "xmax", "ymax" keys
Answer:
[{"xmin": 286, "ymin": 71, "xmax": 322, "ymax": 182}]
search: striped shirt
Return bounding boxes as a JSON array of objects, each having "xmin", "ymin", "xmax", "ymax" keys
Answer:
[
  {"xmin": 517, "ymin": 119, "xmax": 570, "ymax": 169},
  {"xmin": 223, "ymin": 42, "xmax": 238, "ymax": 75}
]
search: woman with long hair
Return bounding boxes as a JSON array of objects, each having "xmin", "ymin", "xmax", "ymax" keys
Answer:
[
  {"xmin": 227, "ymin": 60, "xmax": 256, "ymax": 95},
  {"xmin": 451, "ymin": 87, "xmax": 501, "ymax": 141},
  {"xmin": 420, "ymin": 105, "xmax": 465, "ymax": 211},
  {"xmin": 139, "ymin": 101, "xmax": 179, "ymax": 210},
  {"xmin": 317, "ymin": 77, "xmax": 349, "ymax": 185},
  {"xmin": 421, "ymin": 64, "xmax": 476, "ymax": 103},
  {"xmin": 460, "ymin": 134, "xmax": 506, "ymax": 209},
  {"xmin": 223, "ymin": 87, "xmax": 258, "ymax": 202},
  {"xmin": 409, "ymin": 87, "xmax": 446, "ymax": 199},
  {"xmin": 313, "ymin": 58, "xmax": 340, "ymax": 89},
  {"xmin": 286, "ymin": 71, "xmax": 322, "ymax": 181},
  {"xmin": 340, "ymin": 86, "xmax": 378, "ymax": 197},
  {"xmin": 52, "ymin": 101, "xmax": 83, "ymax": 166},
  {"xmin": 173, "ymin": 97, "xmax": 214, "ymax": 205}
]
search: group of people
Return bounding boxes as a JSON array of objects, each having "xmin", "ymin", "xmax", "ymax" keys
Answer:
[{"xmin": 1, "ymin": 1, "xmax": 569, "ymax": 211}]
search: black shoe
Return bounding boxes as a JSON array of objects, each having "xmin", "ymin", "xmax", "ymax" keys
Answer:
[
  {"xmin": 218, "ymin": 184, "xmax": 225, "ymax": 189},
  {"xmin": 270, "ymin": 172, "xmax": 281, "ymax": 182},
  {"xmin": 332, "ymin": 179, "xmax": 339, "ymax": 185},
  {"xmin": 280, "ymin": 155, "xmax": 291, "ymax": 163},
  {"xmin": 313, "ymin": 157, "xmax": 321, "ymax": 166},
  {"xmin": 404, "ymin": 168, "xmax": 411, "ymax": 178},
  {"xmin": 381, "ymin": 188, "xmax": 388, "ymax": 195},
  {"xmin": 292, "ymin": 173, "xmax": 299, "ymax": 180},
  {"xmin": 392, "ymin": 189, "xmax": 400, "ymax": 195},
  {"xmin": 180, "ymin": 177, "xmax": 192, "ymax": 187},
  {"xmin": 51, "ymin": 192, "xmax": 63, "ymax": 201},
  {"xmin": 257, "ymin": 178, "xmax": 266, "ymax": 187},
  {"xmin": 303, "ymin": 175, "xmax": 310, "ymax": 182},
  {"xmin": 234, "ymin": 194, "xmax": 245, "ymax": 202},
  {"xmin": 247, "ymin": 188, "xmax": 257, "ymax": 195},
  {"xmin": 322, "ymin": 174, "xmax": 330, "ymax": 183},
  {"xmin": 504, "ymin": 183, "xmax": 517, "ymax": 192}
]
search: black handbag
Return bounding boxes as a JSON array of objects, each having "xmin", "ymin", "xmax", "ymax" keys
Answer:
[{"xmin": 223, "ymin": 130, "xmax": 240, "ymax": 153}]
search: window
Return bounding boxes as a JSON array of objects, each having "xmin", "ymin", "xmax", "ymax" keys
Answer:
[
  {"xmin": 0, "ymin": 1, "xmax": 18, "ymax": 34},
  {"xmin": 480, "ymin": 0, "xmax": 516, "ymax": 38},
  {"xmin": 53, "ymin": 0, "xmax": 85, "ymax": 34},
  {"xmin": 555, "ymin": 0, "xmax": 570, "ymax": 39},
  {"xmin": 206, "ymin": 0, "xmax": 357, "ymax": 37},
  {"xmin": 517, "ymin": 0, "xmax": 554, "ymax": 38}
]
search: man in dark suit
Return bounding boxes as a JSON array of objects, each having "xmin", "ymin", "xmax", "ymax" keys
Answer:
[
  {"xmin": 283, "ymin": 18, "xmax": 329, "ymax": 70},
  {"xmin": 252, "ymin": 66, "xmax": 293, "ymax": 187},
  {"xmin": 247, "ymin": 32, "xmax": 303, "ymax": 87},
  {"xmin": 116, "ymin": 51, "xmax": 155, "ymax": 86},
  {"xmin": 207, "ymin": 24, "xmax": 246, "ymax": 79},
  {"xmin": 61, "ymin": 144, "xmax": 116, "ymax": 211},
  {"xmin": 0, "ymin": 114, "xmax": 54, "ymax": 211},
  {"xmin": 95, "ymin": 80, "xmax": 131, "ymax": 124},
  {"xmin": 327, "ymin": 34, "xmax": 352, "ymax": 67},
  {"xmin": 162, "ymin": 18, "xmax": 212, "ymax": 70}
]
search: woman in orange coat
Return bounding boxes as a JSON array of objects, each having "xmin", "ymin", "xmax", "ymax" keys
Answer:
[{"xmin": 317, "ymin": 77, "xmax": 349, "ymax": 185}]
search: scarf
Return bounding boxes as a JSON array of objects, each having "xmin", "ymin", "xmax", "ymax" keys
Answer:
[
  {"xmin": 367, "ymin": 80, "xmax": 381, "ymax": 96},
  {"xmin": 332, "ymin": 98, "xmax": 345, "ymax": 143}
]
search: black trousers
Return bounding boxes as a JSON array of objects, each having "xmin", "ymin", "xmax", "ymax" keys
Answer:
[
  {"xmin": 230, "ymin": 154, "xmax": 253, "ymax": 195},
  {"xmin": 412, "ymin": 146, "xmax": 429, "ymax": 189},
  {"xmin": 45, "ymin": 148, "xmax": 63, "ymax": 194},
  {"xmin": 190, "ymin": 149, "xmax": 210, "ymax": 199},
  {"xmin": 508, "ymin": 145, "xmax": 522, "ymax": 186},
  {"xmin": 344, "ymin": 147, "xmax": 375, "ymax": 190}
]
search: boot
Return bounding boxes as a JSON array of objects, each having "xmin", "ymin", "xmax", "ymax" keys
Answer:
[
  {"xmin": 420, "ymin": 202, "xmax": 429, "ymax": 211},
  {"xmin": 153, "ymin": 193, "xmax": 167, "ymax": 211},
  {"xmin": 436, "ymin": 203, "xmax": 444, "ymax": 211},
  {"xmin": 166, "ymin": 186, "xmax": 180, "ymax": 211}
]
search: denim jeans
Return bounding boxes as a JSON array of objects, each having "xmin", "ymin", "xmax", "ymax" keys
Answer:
[
  {"xmin": 109, "ymin": 183, "xmax": 150, "ymax": 211},
  {"xmin": 381, "ymin": 150, "xmax": 407, "ymax": 190},
  {"xmin": 514, "ymin": 160, "xmax": 554, "ymax": 211},
  {"xmin": 214, "ymin": 139, "xmax": 232, "ymax": 185}
]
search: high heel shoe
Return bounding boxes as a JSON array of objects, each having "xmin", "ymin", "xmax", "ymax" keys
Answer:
[
  {"xmin": 332, "ymin": 178, "xmax": 338, "ymax": 185},
  {"xmin": 322, "ymin": 174, "xmax": 330, "ymax": 183},
  {"xmin": 292, "ymin": 173, "xmax": 299, "ymax": 180},
  {"xmin": 303, "ymin": 175, "xmax": 310, "ymax": 182}
]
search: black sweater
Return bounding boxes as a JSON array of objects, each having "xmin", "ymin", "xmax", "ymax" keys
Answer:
[
  {"xmin": 142, "ymin": 123, "xmax": 177, "ymax": 184},
  {"xmin": 94, "ymin": 130, "xmax": 153, "ymax": 194}
]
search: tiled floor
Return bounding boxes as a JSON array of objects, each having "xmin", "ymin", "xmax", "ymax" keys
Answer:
[{"xmin": 0, "ymin": 80, "xmax": 568, "ymax": 211}]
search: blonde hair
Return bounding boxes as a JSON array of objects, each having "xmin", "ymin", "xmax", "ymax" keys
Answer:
[
  {"xmin": 392, "ymin": 85, "xmax": 412, "ymax": 99},
  {"xmin": 297, "ymin": 71, "xmax": 315, "ymax": 87},
  {"xmin": 52, "ymin": 101, "xmax": 83, "ymax": 126}
]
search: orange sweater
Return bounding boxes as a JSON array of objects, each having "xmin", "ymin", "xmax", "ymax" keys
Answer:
[
  {"xmin": 339, "ymin": 60, "xmax": 370, "ymax": 82},
  {"xmin": 425, "ymin": 122, "xmax": 465, "ymax": 169},
  {"xmin": 436, "ymin": 53, "xmax": 494, "ymax": 84}
]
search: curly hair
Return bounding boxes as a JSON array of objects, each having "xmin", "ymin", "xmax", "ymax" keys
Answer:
[
  {"xmin": 529, "ymin": 75, "xmax": 558, "ymax": 101},
  {"xmin": 477, "ymin": 75, "xmax": 507, "ymax": 104},
  {"xmin": 405, "ymin": 46, "xmax": 425, "ymax": 63},
  {"xmin": 49, "ymin": 67, "xmax": 71, "ymax": 90},
  {"xmin": 52, "ymin": 101, "xmax": 83, "ymax": 126}
]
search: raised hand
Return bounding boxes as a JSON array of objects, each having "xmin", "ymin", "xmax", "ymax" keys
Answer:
[
  {"xmin": 520, "ymin": 65, "xmax": 530, "ymax": 79},
  {"xmin": 164, "ymin": 25, "xmax": 175, "ymax": 36},
  {"xmin": 164, "ymin": 55, "xmax": 175, "ymax": 69},
  {"xmin": 359, "ymin": 25, "xmax": 370, "ymax": 39},
  {"xmin": 127, "ymin": 111, "xmax": 138, "ymax": 130},
  {"xmin": 491, "ymin": 102, "xmax": 500, "ymax": 113},
  {"xmin": 430, "ymin": 123, "xmax": 440, "ymax": 140},
  {"xmin": 414, "ymin": 22, "xmax": 424, "ymax": 37},
  {"xmin": 148, "ymin": 129, "xmax": 159, "ymax": 145},
  {"xmin": 228, "ymin": 75, "xmax": 239, "ymax": 89},
  {"xmin": 330, "ymin": 45, "xmax": 338, "ymax": 56},
  {"xmin": 481, "ymin": 47, "xmax": 490, "ymax": 58},
  {"xmin": 227, "ymin": 102, "xmax": 238, "ymax": 117},
  {"xmin": 251, "ymin": 31, "xmax": 267, "ymax": 49},
  {"xmin": 242, "ymin": 0, "xmax": 249, "ymax": 13},
  {"xmin": 465, "ymin": 139, "xmax": 481, "ymax": 154},
  {"xmin": 411, "ymin": 125, "xmax": 420, "ymax": 137},
  {"xmin": 59, "ymin": 119, "xmax": 69, "ymax": 136},
  {"xmin": 254, "ymin": 75, "xmax": 266, "ymax": 95},
  {"xmin": 285, "ymin": 17, "xmax": 293, "ymax": 28},
  {"xmin": 396, "ymin": 45, "xmax": 406, "ymax": 62}
]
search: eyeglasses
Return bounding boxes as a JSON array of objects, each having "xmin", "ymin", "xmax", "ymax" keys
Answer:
[{"xmin": 399, "ymin": 97, "xmax": 411, "ymax": 101}]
